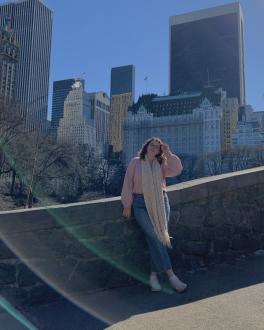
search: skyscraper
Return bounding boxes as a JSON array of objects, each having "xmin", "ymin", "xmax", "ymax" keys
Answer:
[
  {"xmin": 110, "ymin": 65, "xmax": 135, "ymax": 98},
  {"xmin": 169, "ymin": 2, "xmax": 245, "ymax": 105},
  {"xmin": 0, "ymin": 17, "xmax": 19, "ymax": 99},
  {"xmin": 109, "ymin": 65, "xmax": 135, "ymax": 153},
  {"xmin": 88, "ymin": 91, "xmax": 110, "ymax": 154},
  {"xmin": 57, "ymin": 80, "xmax": 96, "ymax": 147},
  {"xmin": 0, "ymin": 0, "xmax": 53, "ymax": 132},
  {"xmin": 51, "ymin": 78, "xmax": 85, "ymax": 139}
]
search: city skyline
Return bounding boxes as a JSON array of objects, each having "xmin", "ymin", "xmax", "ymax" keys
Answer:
[{"xmin": 1, "ymin": 0, "xmax": 262, "ymax": 119}]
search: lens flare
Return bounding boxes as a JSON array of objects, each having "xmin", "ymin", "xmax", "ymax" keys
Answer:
[
  {"xmin": 0, "ymin": 141, "xmax": 173, "ymax": 326},
  {"xmin": 0, "ymin": 296, "xmax": 37, "ymax": 330}
]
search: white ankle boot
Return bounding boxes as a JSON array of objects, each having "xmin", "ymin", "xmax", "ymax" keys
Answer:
[
  {"xmin": 150, "ymin": 274, "xmax": 161, "ymax": 291},
  {"xmin": 169, "ymin": 274, "xmax": 187, "ymax": 293}
]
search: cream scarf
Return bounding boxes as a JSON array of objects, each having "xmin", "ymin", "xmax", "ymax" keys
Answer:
[{"xmin": 141, "ymin": 157, "xmax": 172, "ymax": 248}]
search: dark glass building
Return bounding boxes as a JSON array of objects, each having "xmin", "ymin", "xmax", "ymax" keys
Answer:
[
  {"xmin": 110, "ymin": 65, "xmax": 135, "ymax": 99},
  {"xmin": 51, "ymin": 78, "xmax": 85, "ymax": 138},
  {"xmin": 169, "ymin": 2, "xmax": 245, "ymax": 105},
  {"xmin": 0, "ymin": 0, "xmax": 53, "ymax": 132}
]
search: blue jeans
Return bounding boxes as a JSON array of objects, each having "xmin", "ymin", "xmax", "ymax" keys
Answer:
[{"xmin": 132, "ymin": 192, "xmax": 172, "ymax": 273}]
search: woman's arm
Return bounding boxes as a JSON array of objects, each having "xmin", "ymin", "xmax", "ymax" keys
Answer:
[
  {"xmin": 121, "ymin": 158, "xmax": 136, "ymax": 209},
  {"xmin": 161, "ymin": 144, "xmax": 183, "ymax": 178}
]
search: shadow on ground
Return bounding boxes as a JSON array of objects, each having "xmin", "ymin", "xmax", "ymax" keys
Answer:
[
  {"xmin": 73, "ymin": 253, "xmax": 264, "ymax": 326},
  {"xmin": 2, "ymin": 254, "xmax": 264, "ymax": 329}
]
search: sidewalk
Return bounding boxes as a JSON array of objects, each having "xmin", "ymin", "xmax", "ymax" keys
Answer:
[
  {"xmin": 77, "ymin": 253, "xmax": 264, "ymax": 329},
  {"xmin": 2, "ymin": 254, "xmax": 264, "ymax": 329},
  {"xmin": 0, "ymin": 307, "xmax": 30, "ymax": 330}
]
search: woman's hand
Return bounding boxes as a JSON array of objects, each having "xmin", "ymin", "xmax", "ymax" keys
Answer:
[
  {"xmin": 123, "ymin": 207, "xmax": 131, "ymax": 219},
  {"xmin": 161, "ymin": 143, "xmax": 170, "ymax": 153}
]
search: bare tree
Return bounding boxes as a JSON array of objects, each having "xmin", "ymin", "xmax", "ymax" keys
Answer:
[
  {"xmin": 0, "ymin": 97, "xmax": 23, "ymax": 179},
  {"xmin": 229, "ymin": 146, "xmax": 253, "ymax": 172},
  {"xmin": 9, "ymin": 131, "xmax": 75, "ymax": 208},
  {"xmin": 203, "ymin": 151, "xmax": 227, "ymax": 176}
]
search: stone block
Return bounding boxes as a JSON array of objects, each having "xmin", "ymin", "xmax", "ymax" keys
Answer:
[
  {"xmin": 17, "ymin": 258, "xmax": 78, "ymax": 291},
  {"xmin": 182, "ymin": 255, "xmax": 204, "ymax": 270},
  {"xmin": 235, "ymin": 171, "xmax": 260, "ymax": 189},
  {"xmin": 180, "ymin": 183, "xmax": 208, "ymax": 204},
  {"xmin": 260, "ymin": 234, "xmax": 264, "ymax": 248},
  {"xmin": 207, "ymin": 176, "xmax": 236, "ymax": 196},
  {"xmin": 214, "ymin": 239, "xmax": 230, "ymax": 253},
  {"xmin": 54, "ymin": 202, "xmax": 107, "ymax": 227},
  {"xmin": 181, "ymin": 241, "xmax": 209, "ymax": 256},
  {"xmin": 258, "ymin": 170, "xmax": 264, "ymax": 184},
  {"xmin": 105, "ymin": 266, "xmax": 134, "ymax": 288},
  {"xmin": 83, "ymin": 238, "xmax": 128, "ymax": 258},
  {"xmin": 0, "ymin": 263, "xmax": 16, "ymax": 285},
  {"xmin": 66, "ymin": 223, "xmax": 105, "ymax": 240},
  {"xmin": 27, "ymin": 284, "xmax": 61, "ymax": 305},
  {"xmin": 0, "ymin": 240, "xmax": 16, "ymax": 259},
  {"xmin": 222, "ymin": 191, "xmax": 238, "ymax": 208},
  {"xmin": 214, "ymin": 224, "xmax": 232, "ymax": 238},
  {"xmin": 65, "ymin": 259, "xmax": 112, "ymax": 292},
  {"xmin": 104, "ymin": 200, "xmax": 123, "ymax": 221},
  {"xmin": 170, "ymin": 225, "xmax": 190, "ymax": 242},
  {"xmin": 104, "ymin": 221, "xmax": 125, "ymax": 237},
  {"xmin": 203, "ymin": 228, "xmax": 215, "ymax": 241},
  {"xmin": 188, "ymin": 227, "xmax": 207, "ymax": 241},
  {"xmin": 0, "ymin": 209, "xmax": 58, "ymax": 235},
  {"xmin": 123, "ymin": 219, "xmax": 139, "ymax": 235},
  {"xmin": 0, "ymin": 287, "xmax": 28, "ymax": 307},
  {"xmin": 126, "ymin": 231, "xmax": 147, "ymax": 252},
  {"xmin": 67, "ymin": 238, "xmax": 99, "ymax": 259},
  {"xmin": 5, "ymin": 228, "xmax": 65, "ymax": 259},
  {"xmin": 225, "ymin": 250, "xmax": 237, "ymax": 265},
  {"xmin": 17, "ymin": 263, "xmax": 40, "ymax": 287},
  {"xmin": 166, "ymin": 190, "xmax": 181, "ymax": 207},
  {"xmin": 180, "ymin": 203, "xmax": 206, "ymax": 226},
  {"xmin": 224, "ymin": 208, "xmax": 242, "ymax": 225},
  {"xmin": 232, "ymin": 236, "xmax": 261, "ymax": 252},
  {"xmin": 169, "ymin": 210, "xmax": 181, "ymax": 225},
  {"xmin": 204, "ymin": 207, "xmax": 226, "ymax": 226}
]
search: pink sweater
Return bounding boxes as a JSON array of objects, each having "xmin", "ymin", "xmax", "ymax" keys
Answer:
[{"xmin": 121, "ymin": 150, "xmax": 183, "ymax": 208}]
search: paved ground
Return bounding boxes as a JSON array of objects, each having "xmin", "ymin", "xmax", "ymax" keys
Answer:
[
  {"xmin": 1, "ymin": 253, "xmax": 264, "ymax": 330},
  {"xmin": 0, "ymin": 306, "xmax": 30, "ymax": 330}
]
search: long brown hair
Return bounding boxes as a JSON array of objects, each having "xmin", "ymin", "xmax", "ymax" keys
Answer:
[{"xmin": 138, "ymin": 137, "xmax": 165, "ymax": 165}]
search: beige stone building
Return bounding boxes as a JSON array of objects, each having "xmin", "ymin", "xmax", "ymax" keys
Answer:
[
  {"xmin": 109, "ymin": 65, "xmax": 135, "ymax": 153},
  {"xmin": 57, "ymin": 81, "xmax": 96, "ymax": 147},
  {"xmin": 110, "ymin": 92, "xmax": 133, "ymax": 152},
  {"xmin": 88, "ymin": 91, "xmax": 110, "ymax": 154}
]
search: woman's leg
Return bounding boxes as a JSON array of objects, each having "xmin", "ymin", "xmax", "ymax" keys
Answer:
[
  {"xmin": 132, "ymin": 196, "xmax": 172, "ymax": 274},
  {"xmin": 163, "ymin": 194, "xmax": 187, "ymax": 292},
  {"xmin": 163, "ymin": 193, "xmax": 174, "ymax": 277}
]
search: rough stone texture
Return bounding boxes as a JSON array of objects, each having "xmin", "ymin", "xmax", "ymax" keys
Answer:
[
  {"xmin": 0, "ymin": 263, "xmax": 16, "ymax": 285},
  {"xmin": 0, "ymin": 166, "xmax": 263, "ymax": 305}
]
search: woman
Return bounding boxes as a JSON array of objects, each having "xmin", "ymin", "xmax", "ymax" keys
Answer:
[{"xmin": 121, "ymin": 137, "xmax": 187, "ymax": 293}]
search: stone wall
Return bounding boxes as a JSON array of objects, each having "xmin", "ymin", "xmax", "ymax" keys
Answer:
[{"xmin": 0, "ymin": 166, "xmax": 264, "ymax": 305}]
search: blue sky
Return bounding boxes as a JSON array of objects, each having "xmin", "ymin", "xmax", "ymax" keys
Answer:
[{"xmin": 8, "ymin": 0, "xmax": 264, "ymax": 117}]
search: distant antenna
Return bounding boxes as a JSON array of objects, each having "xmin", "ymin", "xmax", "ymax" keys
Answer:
[
  {"xmin": 204, "ymin": 67, "xmax": 220, "ymax": 88},
  {"xmin": 204, "ymin": 68, "xmax": 212, "ymax": 88},
  {"xmin": 144, "ymin": 76, "xmax": 148, "ymax": 94}
]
